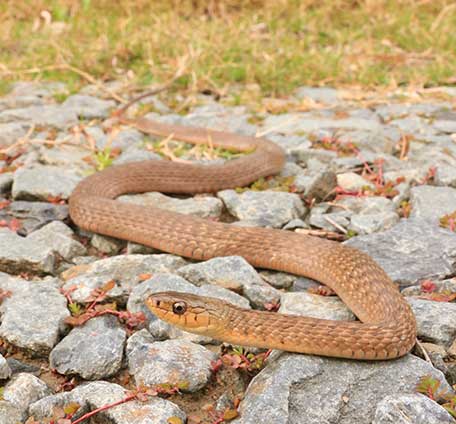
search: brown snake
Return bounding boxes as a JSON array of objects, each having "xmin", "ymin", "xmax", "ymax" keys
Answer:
[{"xmin": 69, "ymin": 110, "xmax": 416, "ymax": 360}]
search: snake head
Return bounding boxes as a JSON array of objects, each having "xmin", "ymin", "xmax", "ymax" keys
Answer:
[{"xmin": 145, "ymin": 291, "xmax": 228, "ymax": 337}]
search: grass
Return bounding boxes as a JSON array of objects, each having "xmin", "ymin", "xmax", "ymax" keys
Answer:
[{"xmin": 0, "ymin": 1, "xmax": 455, "ymax": 101}]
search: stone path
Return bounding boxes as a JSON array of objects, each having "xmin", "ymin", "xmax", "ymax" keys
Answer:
[{"xmin": 0, "ymin": 81, "xmax": 455, "ymax": 423}]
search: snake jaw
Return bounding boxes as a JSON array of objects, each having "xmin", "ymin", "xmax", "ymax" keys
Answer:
[{"xmin": 145, "ymin": 291, "xmax": 225, "ymax": 336}]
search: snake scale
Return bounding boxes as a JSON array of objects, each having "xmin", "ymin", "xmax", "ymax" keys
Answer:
[{"xmin": 69, "ymin": 110, "xmax": 417, "ymax": 360}]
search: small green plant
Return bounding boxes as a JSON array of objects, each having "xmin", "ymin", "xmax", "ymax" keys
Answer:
[
  {"xmin": 94, "ymin": 147, "xmax": 114, "ymax": 171},
  {"xmin": 417, "ymin": 375, "xmax": 456, "ymax": 418}
]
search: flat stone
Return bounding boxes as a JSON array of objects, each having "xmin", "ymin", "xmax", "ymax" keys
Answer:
[
  {"xmin": 0, "ymin": 401, "xmax": 22, "ymax": 423},
  {"xmin": 120, "ymin": 192, "xmax": 223, "ymax": 219},
  {"xmin": 12, "ymin": 165, "xmax": 82, "ymax": 201},
  {"xmin": 304, "ymin": 171, "xmax": 337, "ymax": 200},
  {"xmin": 337, "ymin": 172, "xmax": 374, "ymax": 191},
  {"xmin": 0, "ymin": 274, "xmax": 69, "ymax": 354},
  {"xmin": 90, "ymin": 233, "xmax": 125, "ymax": 254},
  {"xmin": 62, "ymin": 94, "xmax": 115, "ymax": 119},
  {"xmin": 309, "ymin": 211, "xmax": 351, "ymax": 232},
  {"xmin": 178, "ymin": 256, "xmax": 280, "ymax": 308},
  {"xmin": 373, "ymin": 394, "xmax": 455, "ymax": 424},
  {"xmin": 114, "ymin": 145, "xmax": 161, "ymax": 164},
  {"xmin": 7, "ymin": 200, "xmax": 69, "ymax": 235},
  {"xmin": 61, "ymin": 254, "xmax": 188, "ymax": 304},
  {"xmin": 0, "ymin": 122, "xmax": 29, "ymax": 147},
  {"xmin": 28, "ymin": 380, "xmax": 186, "ymax": 424},
  {"xmin": 337, "ymin": 196, "xmax": 396, "ymax": 214},
  {"xmin": 127, "ymin": 331, "xmax": 217, "ymax": 392},
  {"xmin": 234, "ymin": 353, "xmax": 451, "ymax": 424},
  {"xmin": 218, "ymin": 189, "xmax": 306, "ymax": 228},
  {"xmin": 436, "ymin": 165, "xmax": 456, "ymax": 187},
  {"xmin": 50, "ymin": 315, "xmax": 126, "ymax": 380},
  {"xmin": 348, "ymin": 211, "xmax": 399, "ymax": 235},
  {"xmin": 0, "ymin": 353, "xmax": 11, "ymax": 380},
  {"xmin": 433, "ymin": 120, "xmax": 456, "ymax": 134},
  {"xmin": 3, "ymin": 373, "xmax": 51, "ymax": 418},
  {"xmin": 109, "ymin": 128, "xmax": 144, "ymax": 149},
  {"xmin": 0, "ymin": 105, "xmax": 78, "ymax": 129},
  {"xmin": 295, "ymin": 86, "xmax": 340, "ymax": 104},
  {"xmin": 410, "ymin": 185, "xmax": 456, "ymax": 221},
  {"xmin": 346, "ymin": 218, "xmax": 456, "ymax": 287},
  {"xmin": 280, "ymin": 291, "xmax": 356, "ymax": 321},
  {"xmin": 408, "ymin": 298, "xmax": 456, "ymax": 347}
]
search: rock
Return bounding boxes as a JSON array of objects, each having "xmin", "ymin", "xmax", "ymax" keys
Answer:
[
  {"xmin": 3, "ymin": 373, "xmax": 51, "ymax": 418},
  {"xmin": 27, "ymin": 220, "xmax": 87, "ymax": 260},
  {"xmin": 28, "ymin": 380, "xmax": 186, "ymax": 424},
  {"xmin": 346, "ymin": 218, "xmax": 456, "ymax": 287},
  {"xmin": 280, "ymin": 291, "xmax": 356, "ymax": 321},
  {"xmin": 234, "ymin": 353, "xmax": 451, "ymax": 424},
  {"xmin": 12, "ymin": 165, "xmax": 82, "ymax": 201},
  {"xmin": 218, "ymin": 189, "xmax": 306, "ymax": 228},
  {"xmin": 50, "ymin": 315, "xmax": 126, "ymax": 380},
  {"xmin": 119, "ymin": 192, "xmax": 223, "ymax": 219},
  {"xmin": 61, "ymin": 94, "xmax": 116, "ymax": 119},
  {"xmin": 433, "ymin": 120, "xmax": 456, "ymax": 134},
  {"xmin": 178, "ymin": 256, "xmax": 280, "ymax": 308},
  {"xmin": 436, "ymin": 165, "xmax": 456, "ymax": 187},
  {"xmin": 373, "ymin": 394, "xmax": 455, "ymax": 424},
  {"xmin": 337, "ymin": 172, "xmax": 374, "ymax": 191},
  {"xmin": 90, "ymin": 233, "xmax": 125, "ymax": 254},
  {"xmin": 0, "ymin": 228, "xmax": 55, "ymax": 274},
  {"xmin": 259, "ymin": 270, "xmax": 295, "ymax": 290},
  {"xmin": 348, "ymin": 211, "xmax": 399, "ymax": 235},
  {"xmin": 410, "ymin": 185, "xmax": 456, "ymax": 221},
  {"xmin": 0, "ymin": 401, "xmax": 22, "ymax": 423},
  {"xmin": 304, "ymin": 171, "xmax": 337, "ymax": 200},
  {"xmin": 0, "ymin": 353, "xmax": 11, "ymax": 380},
  {"xmin": 6, "ymin": 358, "xmax": 40, "ymax": 376},
  {"xmin": 114, "ymin": 145, "xmax": 161, "ymax": 164},
  {"xmin": 0, "ymin": 105, "xmax": 78, "ymax": 129},
  {"xmin": 39, "ymin": 143, "xmax": 90, "ymax": 169},
  {"xmin": 0, "ymin": 122, "xmax": 29, "ymax": 147},
  {"xmin": 309, "ymin": 211, "xmax": 351, "ymax": 232},
  {"xmin": 295, "ymin": 86, "xmax": 340, "ymax": 104},
  {"xmin": 61, "ymin": 254, "xmax": 188, "ymax": 304},
  {"xmin": 338, "ymin": 196, "xmax": 396, "ymax": 214},
  {"xmin": 7, "ymin": 200, "xmax": 69, "ymax": 235},
  {"xmin": 127, "ymin": 331, "xmax": 217, "ymax": 392},
  {"xmin": 402, "ymin": 278, "xmax": 456, "ymax": 296},
  {"xmin": 109, "ymin": 128, "xmax": 144, "ymax": 149},
  {"xmin": 408, "ymin": 298, "xmax": 456, "ymax": 347},
  {"xmin": 0, "ymin": 274, "xmax": 69, "ymax": 354},
  {"xmin": 0, "ymin": 172, "xmax": 13, "ymax": 193}
]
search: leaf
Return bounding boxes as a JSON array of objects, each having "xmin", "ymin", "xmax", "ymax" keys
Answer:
[
  {"xmin": 102, "ymin": 279, "xmax": 116, "ymax": 292},
  {"xmin": 138, "ymin": 273, "xmax": 152, "ymax": 281},
  {"xmin": 223, "ymin": 409, "xmax": 239, "ymax": 420},
  {"xmin": 63, "ymin": 401, "xmax": 81, "ymax": 416},
  {"xmin": 168, "ymin": 417, "xmax": 183, "ymax": 424},
  {"xmin": 68, "ymin": 302, "xmax": 82, "ymax": 316}
]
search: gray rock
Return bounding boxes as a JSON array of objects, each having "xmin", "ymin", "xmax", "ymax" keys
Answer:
[
  {"xmin": 304, "ymin": 171, "xmax": 337, "ymax": 200},
  {"xmin": 338, "ymin": 196, "xmax": 396, "ymax": 214},
  {"xmin": 0, "ymin": 105, "xmax": 78, "ymax": 129},
  {"xmin": 50, "ymin": 315, "xmax": 126, "ymax": 380},
  {"xmin": 234, "ymin": 353, "xmax": 451, "ymax": 424},
  {"xmin": 110, "ymin": 128, "xmax": 144, "ymax": 149},
  {"xmin": 9, "ymin": 81, "xmax": 67, "ymax": 98},
  {"xmin": 0, "ymin": 228, "xmax": 55, "ymax": 274},
  {"xmin": 3, "ymin": 373, "xmax": 51, "ymax": 418},
  {"xmin": 410, "ymin": 185, "xmax": 456, "ymax": 221},
  {"xmin": 127, "ymin": 331, "xmax": 217, "ymax": 392},
  {"xmin": 120, "ymin": 192, "xmax": 223, "ymax": 219},
  {"xmin": 309, "ymin": 211, "xmax": 351, "ymax": 232},
  {"xmin": 408, "ymin": 298, "xmax": 456, "ymax": 347},
  {"xmin": 62, "ymin": 94, "xmax": 115, "ymax": 119},
  {"xmin": 178, "ymin": 256, "xmax": 280, "ymax": 308},
  {"xmin": 218, "ymin": 189, "xmax": 306, "ymax": 228},
  {"xmin": 259, "ymin": 270, "xmax": 295, "ymax": 290},
  {"xmin": 29, "ymin": 380, "xmax": 186, "ymax": 424},
  {"xmin": 39, "ymin": 143, "xmax": 90, "ymax": 169},
  {"xmin": 0, "ymin": 172, "xmax": 13, "ymax": 193},
  {"xmin": 27, "ymin": 220, "xmax": 86, "ymax": 260},
  {"xmin": 348, "ymin": 211, "xmax": 400, "ymax": 235},
  {"xmin": 337, "ymin": 172, "xmax": 374, "ymax": 191},
  {"xmin": 0, "ymin": 401, "xmax": 22, "ymax": 423},
  {"xmin": 90, "ymin": 233, "xmax": 125, "ymax": 254},
  {"xmin": 263, "ymin": 114, "xmax": 382, "ymax": 135},
  {"xmin": 0, "ymin": 122, "xmax": 29, "ymax": 147},
  {"xmin": 346, "ymin": 218, "xmax": 456, "ymax": 287},
  {"xmin": 114, "ymin": 145, "xmax": 161, "ymax": 164},
  {"xmin": 436, "ymin": 165, "xmax": 456, "ymax": 187},
  {"xmin": 8, "ymin": 200, "xmax": 69, "ymax": 235},
  {"xmin": 295, "ymin": 86, "xmax": 340, "ymax": 104},
  {"xmin": 62, "ymin": 254, "xmax": 188, "ymax": 304},
  {"xmin": 0, "ymin": 353, "xmax": 11, "ymax": 380},
  {"xmin": 280, "ymin": 291, "xmax": 356, "ymax": 321},
  {"xmin": 373, "ymin": 394, "xmax": 455, "ymax": 424},
  {"xmin": 12, "ymin": 165, "xmax": 82, "ymax": 201},
  {"xmin": 0, "ymin": 274, "xmax": 69, "ymax": 354},
  {"xmin": 433, "ymin": 120, "xmax": 456, "ymax": 134}
]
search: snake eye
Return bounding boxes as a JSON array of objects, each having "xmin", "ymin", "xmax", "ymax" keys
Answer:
[{"xmin": 172, "ymin": 301, "xmax": 187, "ymax": 315}]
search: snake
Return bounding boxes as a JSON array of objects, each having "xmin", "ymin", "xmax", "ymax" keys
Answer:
[{"xmin": 68, "ymin": 107, "xmax": 417, "ymax": 361}]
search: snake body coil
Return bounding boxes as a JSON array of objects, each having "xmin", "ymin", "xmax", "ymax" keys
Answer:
[{"xmin": 69, "ymin": 115, "xmax": 416, "ymax": 360}]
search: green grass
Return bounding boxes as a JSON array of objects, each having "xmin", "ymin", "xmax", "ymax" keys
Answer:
[{"xmin": 0, "ymin": 0, "xmax": 455, "ymax": 101}]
